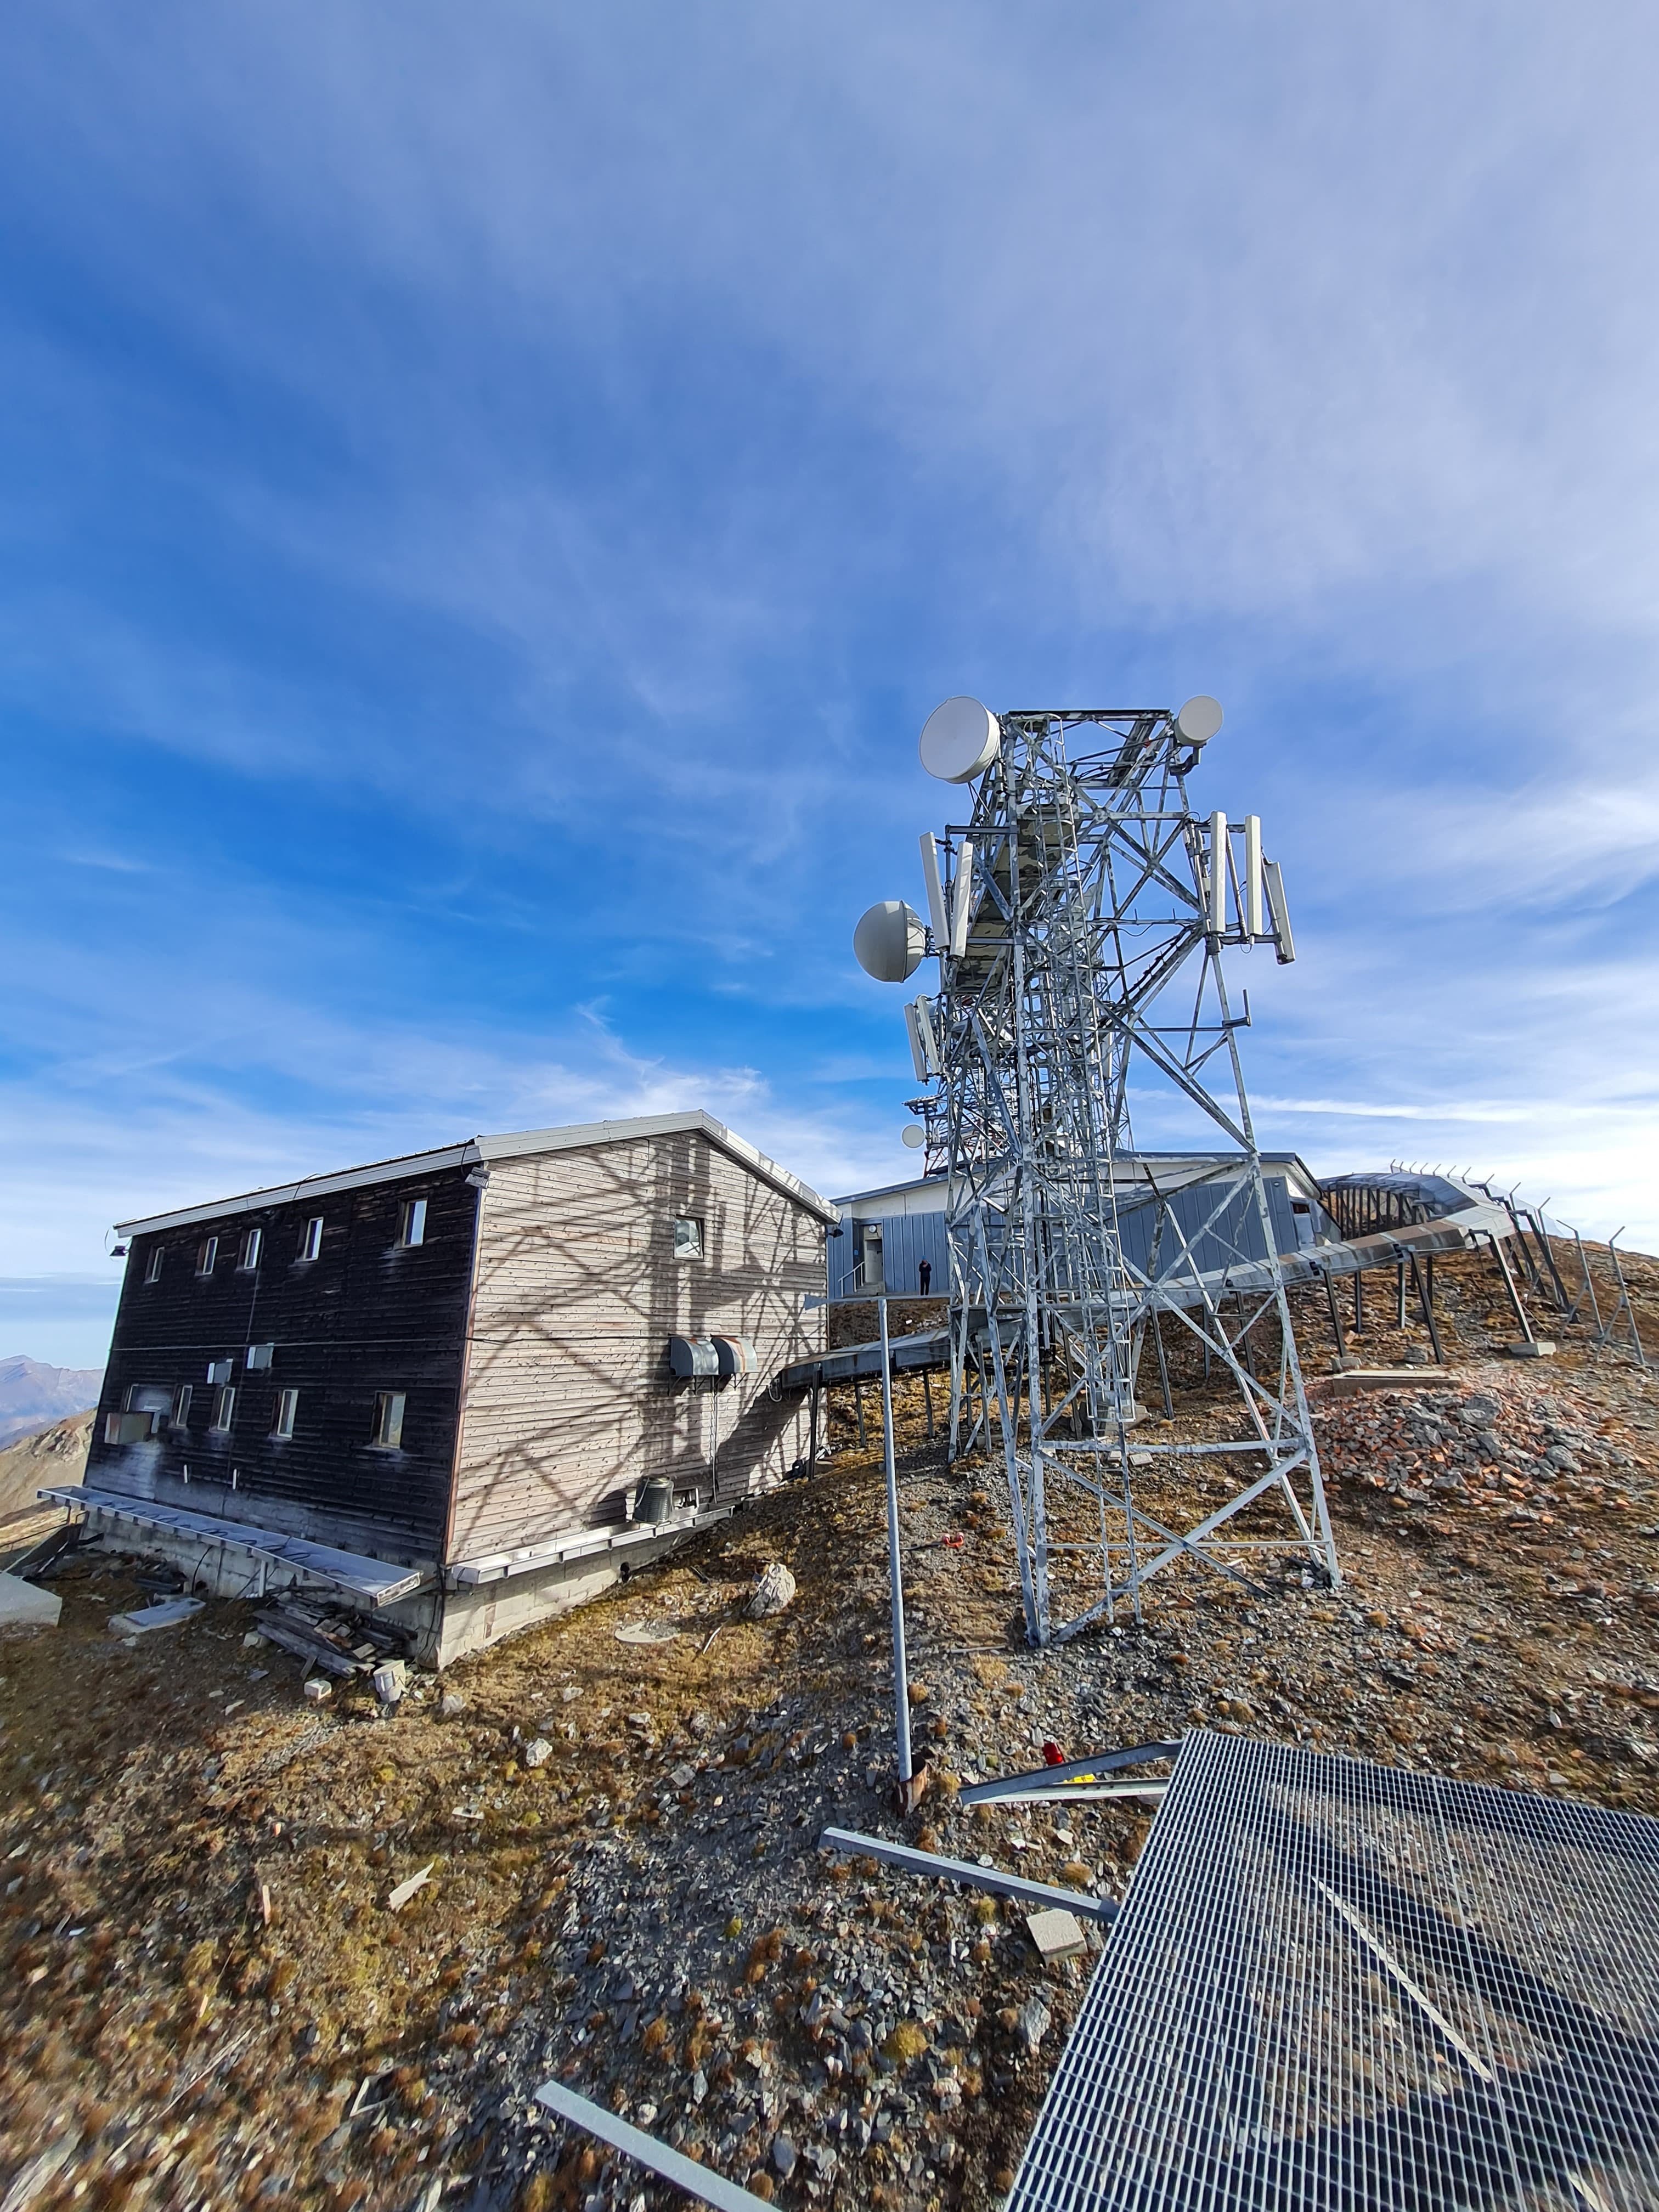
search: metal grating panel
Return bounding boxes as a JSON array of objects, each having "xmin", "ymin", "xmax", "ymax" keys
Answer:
[{"xmin": 1011, "ymin": 1730, "xmax": 1659, "ymax": 2211}]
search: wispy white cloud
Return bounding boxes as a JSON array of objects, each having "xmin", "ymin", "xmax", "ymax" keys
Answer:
[{"xmin": 4, "ymin": 0, "xmax": 1659, "ymax": 1366}]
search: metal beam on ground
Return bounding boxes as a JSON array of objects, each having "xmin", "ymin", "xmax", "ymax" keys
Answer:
[
  {"xmin": 819, "ymin": 1827, "xmax": 1118, "ymax": 1923},
  {"xmin": 960, "ymin": 1741, "xmax": 1181, "ymax": 1805},
  {"xmin": 533, "ymin": 2079, "xmax": 775, "ymax": 2211}
]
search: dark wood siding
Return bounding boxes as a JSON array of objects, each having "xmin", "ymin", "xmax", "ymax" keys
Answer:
[{"xmin": 86, "ymin": 1169, "xmax": 479, "ymax": 1564}]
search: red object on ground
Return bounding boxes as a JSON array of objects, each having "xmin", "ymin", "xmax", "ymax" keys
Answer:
[
  {"xmin": 1042, "ymin": 1741, "xmax": 1066, "ymax": 1766},
  {"xmin": 940, "ymin": 1532, "xmax": 964, "ymax": 1550}
]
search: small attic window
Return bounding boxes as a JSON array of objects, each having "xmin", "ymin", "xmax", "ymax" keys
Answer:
[
  {"xmin": 238, "ymin": 1227, "xmax": 262, "ymax": 1270},
  {"xmin": 298, "ymin": 1216, "xmax": 323, "ymax": 1262},
  {"xmin": 674, "ymin": 1216, "xmax": 704, "ymax": 1261},
  {"xmin": 399, "ymin": 1198, "xmax": 427, "ymax": 1248},
  {"xmin": 144, "ymin": 1248, "xmax": 163, "ymax": 1285},
  {"xmin": 196, "ymin": 1236, "xmax": 218, "ymax": 1277}
]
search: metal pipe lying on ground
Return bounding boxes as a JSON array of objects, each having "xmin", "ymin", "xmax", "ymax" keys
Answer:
[
  {"xmin": 820, "ymin": 1825, "xmax": 1119, "ymax": 1922},
  {"xmin": 534, "ymin": 2079, "xmax": 775, "ymax": 2211}
]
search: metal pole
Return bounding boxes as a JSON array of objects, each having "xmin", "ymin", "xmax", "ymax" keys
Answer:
[
  {"xmin": 879, "ymin": 1297, "xmax": 914, "ymax": 1791},
  {"xmin": 1605, "ymin": 1234, "xmax": 1649, "ymax": 1370},
  {"xmin": 1489, "ymin": 1233, "xmax": 1533, "ymax": 1342},
  {"xmin": 1407, "ymin": 1249, "xmax": 1444, "ymax": 1363},
  {"xmin": 1527, "ymin": 1209, "xmax": 1572, "ymax": 1313},
  {"xmin": 1321, "ymin": 1266, "xmax": 1347, "ymax": 1358},
  {"xmin": 1567, "ymin": 1229, "xmax": 1604, "ymax": 1332}
]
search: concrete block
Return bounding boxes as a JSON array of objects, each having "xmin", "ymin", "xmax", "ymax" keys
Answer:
[
  {"xmin": 108, "ymin": 1596, "xmax": 204, "ymax": 1637},
  {"xmin": 1025, "ymin": 1907, "xmax": 1088, "ymax": 1962},
  {"xmin": 0, "ymin": 1572, "xmax": 61, "ymax": 1631},
  {"xmin": 1314, "ymin": 1369, "xmax": 1451, "ymax": 1399},
  {"xmin": 1506, "ymin": 1340, "xmax": 1557, "ymax": 1359}
]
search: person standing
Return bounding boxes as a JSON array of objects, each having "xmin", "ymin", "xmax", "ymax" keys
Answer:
[{"xmin": 918, "ymin": 1258, "xmax": 933, "ymax": 1295}]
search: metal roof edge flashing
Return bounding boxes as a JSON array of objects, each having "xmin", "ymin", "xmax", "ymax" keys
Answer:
[{"xmin": 112, "ymin": 1111, "xmax": 834, "ymax": 1238}]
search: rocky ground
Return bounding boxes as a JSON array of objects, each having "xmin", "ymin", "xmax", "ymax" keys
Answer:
[{"xmin": 2, "ymin": 1240, "xmax": 1658, "ymax": 2212}]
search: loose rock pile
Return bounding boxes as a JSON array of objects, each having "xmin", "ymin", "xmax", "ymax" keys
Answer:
[{"xmin": 1311, "ymin": 1365, "xmax": 1639, "ymax": 1511}]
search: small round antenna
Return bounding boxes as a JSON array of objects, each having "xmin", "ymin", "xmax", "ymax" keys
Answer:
[
  {"xmin": 919, "ymin": 696, "xmax": 1001, "ymax": 783},
  {"xmin": 901, "ymin": 1124, "xmax": 926, "ymax": 1149},
  {"xmin": 1174, "ymin": 695, "xmax": 1223, "ymax": 746},
  {"xmin": 853, "ymin": 900, "xmax": 926, "ymax": 981}
]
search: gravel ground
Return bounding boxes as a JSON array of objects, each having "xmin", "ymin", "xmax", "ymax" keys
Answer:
[{"xmin": 3, "ymin": 1240, "xmax": 1658, "ymax": 2212}]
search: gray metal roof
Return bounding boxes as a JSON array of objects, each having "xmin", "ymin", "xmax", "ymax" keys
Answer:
[
  {"xmin": 832, "ymin": 1149, "xmax": 1327, "ymax": 1214},
  {"xmin": 112, "ymin": 1110, "xmax": 836, "ymax": 1237}
]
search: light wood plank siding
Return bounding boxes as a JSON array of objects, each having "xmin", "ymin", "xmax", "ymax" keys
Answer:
[{"xmin": 448, "ymin": 1130, "xmax": 826, "ymax": 1559}]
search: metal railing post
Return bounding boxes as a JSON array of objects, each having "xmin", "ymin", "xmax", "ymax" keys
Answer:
[{"xmin": 879, "ymin": 1297, "xmax": 915, "ymax": 1796}]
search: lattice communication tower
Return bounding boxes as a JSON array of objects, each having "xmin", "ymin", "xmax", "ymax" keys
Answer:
[{"xmin": 854, "ymin": 696, "xmax": 1339, "ymax": 1646}]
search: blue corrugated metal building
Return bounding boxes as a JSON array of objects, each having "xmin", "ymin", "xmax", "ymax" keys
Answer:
[{"xmin": 825, "ymin": 1153, "xmax": 1338, "ymax": 1302}]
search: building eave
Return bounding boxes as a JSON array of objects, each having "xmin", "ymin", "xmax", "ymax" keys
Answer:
[{"xmin": 113, "ymin": 1110, "xmax": 836, "ymax": 1239}]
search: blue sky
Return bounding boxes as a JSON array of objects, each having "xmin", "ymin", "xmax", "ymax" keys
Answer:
[{"xmin": 5, "ymin": 2, "xmax": 1659, "ymax": 1368}]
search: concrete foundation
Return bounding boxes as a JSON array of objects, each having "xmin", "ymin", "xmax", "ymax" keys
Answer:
[{"xmin": 51, "ymin": 1498, "xmax": 725, "ymax": 1671}]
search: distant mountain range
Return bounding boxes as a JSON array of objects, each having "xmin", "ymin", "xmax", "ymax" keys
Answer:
[{"xmin": 0, "ymin": 1356, "xmax": 104, "ymax": 1451}]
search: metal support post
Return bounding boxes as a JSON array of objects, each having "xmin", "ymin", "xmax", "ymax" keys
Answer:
[
  {"xmin": 1353, "ymin": 1269, "xmax": 1363, "ymax": 1334},
  {"xmin": 1396, "ymin": 1262, "xmax": 1407, "ymax": 1329},
  {"xmin": 1406, "ymin": 1249, "xmax": 1445, "ymax": 1364},
  {"xmin": 1602, "ymin": 1234, "xmax": 1649, "ymax": 1370},
  {"xmin": 1321, "ymin": 1267, "xmax": 1347, "ymax": 1358},
  {"xmin": 1526, "ymin": 1210, "xmax": 1572, "ymax": 1313},
  {"xmin": 1504, "ymin": 1194, "xmax": 1546, "ymax": 1295},
  {"xmin": 807, "ymin": 1383, "xmax": 819, "ymax": 1475},
  {"xmin": 854, "ymin": 1378, "xmax": 867, "ymax": 1449},
  {"xmin": 879, "ymin": 1298, "xmax": 916, "ymax": 1801},
  {"xmin": 922, "ymin": 1364, "xmax": 934, "ymax": 1441},
  {"xmin": 1150, "ymin": 1308, "xmax": 1174, "ymax": 1417},
  {"xmin": 1488, "ymin": 1234, "xmax": 1534, "ymax": 1342},
  {"xmin": 1566, "ymin": 1229, "xmax": 1604, "ymax": 1332}
]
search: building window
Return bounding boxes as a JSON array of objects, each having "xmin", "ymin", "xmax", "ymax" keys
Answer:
[
  {"xmin": 210, "ymin": 1385, "xmax": 236, "ymax": 1434},
  {"xmin": 399, "ymin": 1199, "xmax": 427, "ymax": 1248},
  {"xmin": 196, "ymin": 1236, "xmax": 218, "ymax": 1277},
  {"xmin": 298, "ymin": 1216, "xmax": 324, "ymax": 1262},
  {"xmin": 372, "ymin": 1391, "xmax": 406, "ymax": 1449},
  {"xmin": 172, "ymin": 1383, "xmax": 193, "ymax": 1429},
  {"xmin": 246, "ymin": 1342, "xmax": 274, "ymax": 1371},
  {"xmin": 674, "ymin": 1216, "xmax": 705, "ymax": 1261},
  {"xmin": 238, "ymin": 1227, "xmax": 262, "ymax": 1271},
  {"xmin": 272, "ymin": 1388, "xmax": 299, "ymax": 1440},
  {"xmin": 144, "ymin": 1248, "xmax": 163, "ymax": 1285}
]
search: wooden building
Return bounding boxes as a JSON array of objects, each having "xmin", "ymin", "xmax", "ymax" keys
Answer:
[{"xmin": 51, "ymin": 1114, "xmax": 831, "ymax": 1662}]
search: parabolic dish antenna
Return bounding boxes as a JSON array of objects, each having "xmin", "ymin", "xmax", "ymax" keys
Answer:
[
  {"xmin": 1175, "ymin": 694, "xmax": 1224, "ymax": 746},
  {"xmin": 901, "ymin": 1124, "xmax": 926, "ymax": 1149},
  {"xmin": 853, "ymin": 900, "xmax": 926, "ymax": 982},
  {"xmin": 919, "ymin": 696, "xmax": 1001, "ymax": 783}
]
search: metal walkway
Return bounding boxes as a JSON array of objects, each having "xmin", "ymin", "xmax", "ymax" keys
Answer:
[
  {"xmin": 1012, "ymin": 1731, "xmax": 1659, "ymax": 2211},
  {"xmin": 777, "ymin": 1193, "xmax": 1521, "ymax": 1397}
]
